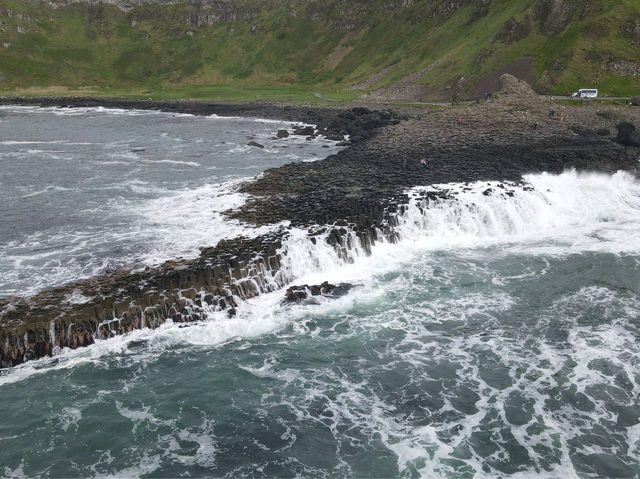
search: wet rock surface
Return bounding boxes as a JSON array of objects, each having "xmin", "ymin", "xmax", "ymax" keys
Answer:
[
  {"xmin": 1, "ymin": 75, "xmax": 639, "ymax": 368},
  {"xmin": 230, "ymin": 77, "xmax": 639, "ymax": 228},
  {"xmin": 284, "ymin": 281, "xmax": 354, "ymax": 302},
  {"xmin": 616, "ymin": 122, "xmax": 640, "ymax": 147},
  {"xmin": 0, "ymin": 232, "xmax": 287, "ymax": 368}
]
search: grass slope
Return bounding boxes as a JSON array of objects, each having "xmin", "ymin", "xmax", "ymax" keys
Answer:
[{"xmin": 0, "ymin": 0, "xmax": 638, "ymax": 100}]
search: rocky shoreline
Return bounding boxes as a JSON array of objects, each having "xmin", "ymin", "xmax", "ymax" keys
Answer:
[
  {"xmin": 0, "ymin": 96, "xmax": 408, "ymax": 145},
  {"xmin": 1, "ymin": 75, "xmax": 639, "ymax": 369}
]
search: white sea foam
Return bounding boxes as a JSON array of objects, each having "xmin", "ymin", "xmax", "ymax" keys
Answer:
[
  {"xmin": 58, "ymin": 407, "xmax": 83, "ymax": 432},
  {"xmin": 20, "ymin": 185, "xmax": 73, "ymax": 198},
  {"xmin": 2, "ymin": 460, "xmax": 27, "ymax": 479},
  {"xmin": 134, "ymin": 180, "xmax": 290, "ymax": 265},
  {"xmin": 65, "ymin": 289, "xmax": 94, "ymax": 305},
  {"xmin": 269, "ymin": 170, "xmax": 640, "ymax": 290},
  {"xmin": 394, "ymin": 169, "xmax": 640, "ymax": 253},
  {"xmin": 93, "ymin": 453, "xmax": 162, "ymax": 479},
  {"xmin": 164, "ymin": 417, "xmax": 217, "ymax": 468},
  {"xmin": 142, "ymin": 158, "xmax": 200, "ymax": 167},
  {"xmin": 206, "ymin": 113, "xmax": 306, "ymax": 126},
  {"xmin": 0, "ymin": 104, "xmax": 300, "ymax": 126},
  {"xmin": 116, "ymin": 401, "xmax": 175, "ymax": 433}
]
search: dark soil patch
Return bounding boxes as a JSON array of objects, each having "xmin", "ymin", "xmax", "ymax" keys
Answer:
[{"xmin": 467, "ymin": 58, "xmax": 536, "ymax": 99}]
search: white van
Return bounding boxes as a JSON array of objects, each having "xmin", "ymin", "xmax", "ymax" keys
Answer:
[{"xmin": 572, "ymin": 89, "xmax": 598, "ymax": 98}]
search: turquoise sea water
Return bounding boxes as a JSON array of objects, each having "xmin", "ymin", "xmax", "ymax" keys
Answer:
[{"xmin": 1, "ymin": 108, "xmax": 640, "ymax": 478}]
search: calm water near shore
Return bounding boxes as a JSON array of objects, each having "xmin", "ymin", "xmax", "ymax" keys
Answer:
[{"xmin": 1, "ymin": 107, "xmax": 640, "ymax": 478}]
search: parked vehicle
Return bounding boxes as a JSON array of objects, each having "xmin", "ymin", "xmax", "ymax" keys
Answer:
[{"xmin": 571, "ymin": 89, "xmax": 598, "ymax": 98}]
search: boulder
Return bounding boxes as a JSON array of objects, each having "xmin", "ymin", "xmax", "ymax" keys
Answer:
[
  {"xmin": 293, "ymin": 126, "xmax": 315, "ymax": 136},
  {"xmin": 276, "ymin": 129, "xmax": 289, "ymax": 138},
  {"xmin": 351, "ymin": 107, "xmax": 371, "ymax": 115},
  {"xmin": 247, "ymin": 141, "xmax": 265, "ymax": 149},
  {"xmin": 616, "ymin": 122, "xmax": 640, "ymax": 146},
  {"xmin": 325, "ymin": 133, "xmax": 345, "ymax": 142},
  {"xmin": 284, "ymin": 281, "xmax": 354, "ymax": 302}
]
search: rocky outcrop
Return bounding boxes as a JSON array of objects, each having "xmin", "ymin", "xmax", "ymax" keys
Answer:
[
  {"xmin": 1, "ymin": 81, "xmax": 639, "ymax": 369},
  {"xmin": 616, "ymin": 122, "xmax": 640, "ymax": 147},
  {"xmin": 533, "ymin": 0, "xmax": 577, "ymax": 35},
  {"xmin": 284, "ymin": 281, "xmax": 354, "ymax": 302},
  {"xmin": 0, "ymin": 233, "xmax": 286, "ymax": 368},
  {"xmin": 31, "ymin": 0, "xmax": 423, "ymax": 27},
  {"xmin": 602, "ymin": 58, "xmax": 640, "ymax": 78},
  {"xmin": 230, "ymin": 76, "xmax": 638, "ymax": 229},
  {"xmin": 492, "ymin": 16, "xmax": 531, "ymax": 44},
  {"xmin": 0, "ymin": 99, "xmax": 407, "ymax": 369}
]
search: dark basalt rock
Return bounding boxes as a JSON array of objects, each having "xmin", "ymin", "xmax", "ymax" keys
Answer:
[
  {"xmin": 248, "ymin": 141, "xmax": 265, "ymax": 148},
  {"xmin": 293, "ymin": 126, "xmax": 315, "ymax": 136},
  {"xmin": 276, "ymin": 129, "xmax": 289, "ymax": 138},
  {"xmin": 616, "ymin": 122, "xmax": 640, "ymax": 146},
  {"xmin": 570, "ymin": 126, "xmax": 596, "ymax": 137},
  {"xmin": 325, "ymin": 133, "xmax": 345, "ymax": 142},
  {"xmin": 0, "ymin": 231, "xmax": 289, "ymax": 369},
  {"xmin": 1, "ymin": 95, "xmax": 638, "ymax": 370},
  {"xmin": 284, "ymin": 281, "xmax": 354, "ymax": 302}
]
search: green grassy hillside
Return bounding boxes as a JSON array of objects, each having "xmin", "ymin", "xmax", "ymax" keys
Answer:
[{"xmin": 0, "ymin": 0, "xmax": 638, "ymax": 101}]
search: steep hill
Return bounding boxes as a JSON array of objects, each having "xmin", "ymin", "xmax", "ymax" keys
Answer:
[{"xmin": 0, "ymin": 0, "xmax": 638, "ymax": 100}]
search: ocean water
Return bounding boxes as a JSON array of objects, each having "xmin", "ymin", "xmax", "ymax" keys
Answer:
[
  {"xmin": 0, "ymin": 105, "xmax": 341, "ymax": 297},
  {"xmin": 2, "ymin": 107, "xmax": 640, "ymax": 478}
]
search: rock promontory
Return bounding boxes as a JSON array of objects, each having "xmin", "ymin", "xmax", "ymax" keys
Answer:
[{"xmin": 1, "ymin": 75, "xmax": 639, "ymax": 368}]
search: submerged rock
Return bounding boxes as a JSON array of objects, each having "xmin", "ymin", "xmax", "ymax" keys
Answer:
[
  {"xmin": 293, "ymin": 125, "xmax": 315, "ymax": 136},
  {"xmin": 284, "ymin": 281, "xmax": 354, "ymax": 302},
  {"xmin": 325, "ymin": 133, "xmax": 345, "ymax": 142},
  {"xmin": 247, "ymin": 141, "xmax": 265, "ymax": 149}
]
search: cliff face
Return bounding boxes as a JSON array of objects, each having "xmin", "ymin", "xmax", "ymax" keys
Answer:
[
  {"xmin": 0, "ymin": 0, "xmax": 638, "ymax": 100},
  {"xmin": 8, "ymin": 0, "xmax": 423, "ymax": 28},
  {"xmin": 36, "ymin": 0, "xmax": 419, "ymax": 19}
]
